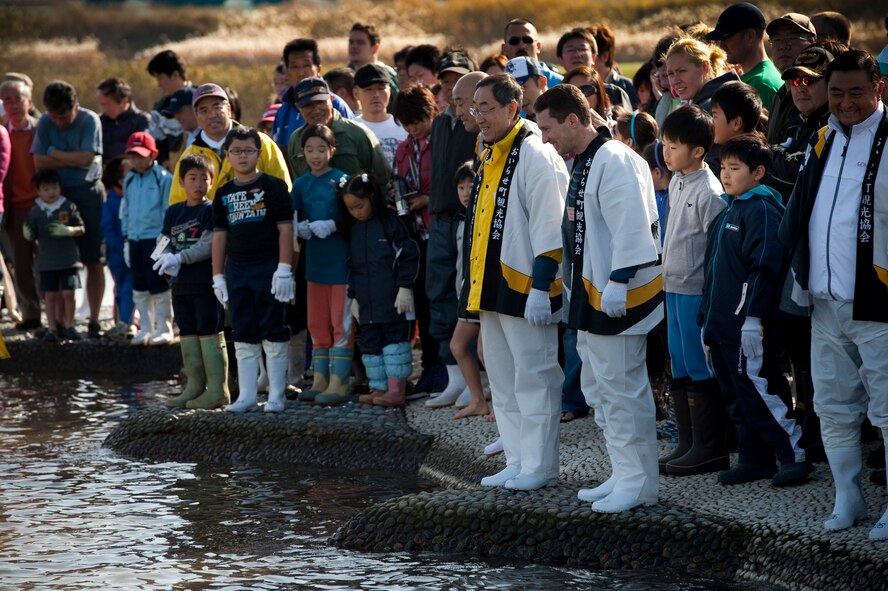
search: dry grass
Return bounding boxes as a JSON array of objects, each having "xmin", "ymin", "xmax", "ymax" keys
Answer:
[{"xmin": 2, "ymin": 0, "xmax": 885, "ymax": 128}]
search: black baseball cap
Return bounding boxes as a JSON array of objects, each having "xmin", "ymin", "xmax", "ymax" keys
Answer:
[
  {"xmin": 162, "ymin": 87, "xmax": 195, "ymax": 118},
  {"xmin": 781, "ymin": 46, "xmax": 835, "ymax": 80},
  {"xmin": 704, "ymin": 2, "xmax": 766, "ymax": 41},
  {"xmin": 354, "ymin": 64, "xmax": 391, "ymax": 88},
  {"xmin": 438, "ymin": 51, "xmax": 473, "ymax": 76}
]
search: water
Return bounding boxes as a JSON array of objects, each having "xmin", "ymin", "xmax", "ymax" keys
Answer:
[{"xmin": 0, "ymin": 375, "xmax": 745, "ymax": 590}]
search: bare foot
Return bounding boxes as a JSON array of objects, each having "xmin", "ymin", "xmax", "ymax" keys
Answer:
[
  {"xmin": 484, "ymin": 411, "xmax": 496, "ymax": 423},
  {"xmin": 452, "ymin": 401, "xmax": 490, "ymax": 420}
]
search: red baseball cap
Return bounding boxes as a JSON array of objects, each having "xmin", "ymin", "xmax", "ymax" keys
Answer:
[{"xmin": 125, "ymin": 131, "xmax": 157, "ymax": 158}]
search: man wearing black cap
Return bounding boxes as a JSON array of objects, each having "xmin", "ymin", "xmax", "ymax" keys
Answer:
[
  {"xmin": 354, "ymin": 64, "xmax": 406, "ymax": 169},
  {"xmin": 161, "ymin": 86, "xmax": 198, "ymax": 170},
  {"xmin": 764, "ymin": 13, "xmax": 818, "ymax": 143},
  {"xmin": 705, "ymin": 2, "xmax": 783, "ymax": 110},
  {"xmin": 287, "ymin": 77, "xmax": 389, "ymax": 181},
  {"xmin": 768, "ymin": 44, "xmax": 835, "ymax": 469}
]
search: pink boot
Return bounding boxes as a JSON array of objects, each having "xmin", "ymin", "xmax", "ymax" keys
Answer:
[{"xmin": 373, "ymin": 378, "xmax": 406, "ymax": 408}]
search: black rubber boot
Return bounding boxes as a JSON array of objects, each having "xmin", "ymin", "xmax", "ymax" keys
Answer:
[
  {"xmin": 659, "ymin": 379, "xmax": 691, "ymax": 472},
  {"xmin": 718, "ymin": 462, "xmax": 777, "ymax": 485},
  {"xmin": 772, "ymin": 461, "xmax": 810, "ymax": 487},
  {"xmin": 795, "ymin": 369, "xmax": 826, "ymax": 463},
  {"xmin": 665, "ymin": 379, "xmax": 730, "ymax": 475}
]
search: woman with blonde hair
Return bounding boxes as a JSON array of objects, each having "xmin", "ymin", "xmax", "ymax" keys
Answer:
[{"xmin": 664, "ymin": 37, "xmax": 739, "ymax": 113}]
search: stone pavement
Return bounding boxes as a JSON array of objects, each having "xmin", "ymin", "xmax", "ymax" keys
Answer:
[{"xmin": 381, "ymin": 400, "xmax": 888, "ymax": 590}]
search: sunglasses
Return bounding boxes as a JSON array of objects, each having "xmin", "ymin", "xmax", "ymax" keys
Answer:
[
  {"xmin": 577, "ymin": 84, "xmax": 599, "ymax": 97},
  {"xmin": 790, "ymin": 76, "xmax": 820, "ymax": 87},
  {"xmin": 507, "ymin": 36, "xmax": 535, "ymax": 46}
]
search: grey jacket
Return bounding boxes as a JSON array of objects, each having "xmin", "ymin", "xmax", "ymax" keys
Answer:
[{"xmin": 662, "ymin": 164, "xmax": 726, "ymax": 295}]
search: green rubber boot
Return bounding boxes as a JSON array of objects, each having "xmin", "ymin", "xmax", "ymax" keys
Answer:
[
  {"xmin": 166, "ymin": 336, "xmax": 206, "ymax": 407},
  {"xmin": 298, "ymin": 347, "xmax": 329, "ymax": 402},
  {"xmin": 315, "ymin": 347, "xmax": 353, "ymax": 405},
  {"xmin": 187, "ymin": 333, "xmax": 231, "ymax": 410}
]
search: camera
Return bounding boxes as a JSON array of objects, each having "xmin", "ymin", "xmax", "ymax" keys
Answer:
[{"xmin": 390, "ymin": 175, "xmax": 417, "ymax": 217}]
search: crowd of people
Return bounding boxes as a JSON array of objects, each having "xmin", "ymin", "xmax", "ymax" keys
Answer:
[{"xmin": 2, "ymin": 3, "xmax": 888, "ymax": 536}]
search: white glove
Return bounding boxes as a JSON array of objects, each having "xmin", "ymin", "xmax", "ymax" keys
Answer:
[
  {"xmin": 308, "ymin": 219, "xmax": 336, "ymax": 239},
  {"xmin": 524, "ymin": 288, "xmax": 552, "ymax": 327},
  {"xmin": 350, "ymin": 298, "xmax": 360, "ymax": 323},
  {"xmin": 296, "ymin": 220, "xmax": 313, "ymax": 240},
  {"xmin": 741, "ymin": 316, "xmax": 763, "ymax": 359},
  {"xmin": 123, "ymin": 241, "xmax": 131, "ymax": 268},
  {"xmin": 270, "ymin": 262, "xmax": 295, "ymax": 303},
  {"xmin": 152, "ymin": 252, "xmax": 182, "ymax": 277},
  {"xmin": 601, "ymin": 280, "xmax": 628, "ymax": 318},
  {"xmin": 212, "ymin": 274, "xmax": 228, "ymax": 308},
  {"xmin": 394, "ymin": 287, "xmax": 414, "ymax": 315}
]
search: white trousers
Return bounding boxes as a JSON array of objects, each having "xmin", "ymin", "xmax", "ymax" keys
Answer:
[
  {"xmin": 577, "ymin": 330, "xmax": 658, "ymax": 503},
  {"xmin": 480, "ymin": 311, "xmax": 562, "ymax": 479},
  {"xmin": 811, "ymin": 298, "xmax": 888, "ymax": 448}
]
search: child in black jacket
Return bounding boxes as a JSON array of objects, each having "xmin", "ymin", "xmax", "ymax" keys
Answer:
[
  {"xmin": 699, "ymin": 134, "xmax": 807, "ymax": 487},
  {"xmin": 340, "ymin": 174, "xmax": 419, "ymax": 408}
]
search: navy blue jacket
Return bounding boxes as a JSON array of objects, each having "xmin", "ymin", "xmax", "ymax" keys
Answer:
[
  {"xmin": 347, "ymin": 211, "xmax": 419, "ymax": 325},
  {"xmin": 699, "ymin": 185, "xmax": 785, "ymax": 346}
]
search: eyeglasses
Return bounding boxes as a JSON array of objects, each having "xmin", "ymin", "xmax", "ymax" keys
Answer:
[
  {"xmin": 577, "ymin": 85, "xmax": 599, "ymax": 97},
  {"xmin": 790, "ymin": 76, "xmax": 820, "ymax": 87},
  {"xmin": 196, "ymin": 102, "xmax": 228, "ymax": 116},
  {"xmin": 562, "ymin": 44, "xmax": 592, "ymax": 55},
  {"xmin": 769, "ymin": 36, "xmax": 813, "ymax": 48},
  {"xmin": 228, "ymin": 148, "xmax": 259, "ymax": 156},
  {"xmin": 507, "ymin": 36, "xmax": 534, "ymax": 46},
  {"xmin": 469, "ymin": 104, "xmax": 505, "ymax": 118}
]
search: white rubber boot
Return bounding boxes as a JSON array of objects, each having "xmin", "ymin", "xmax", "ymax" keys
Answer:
[
  {"xmin": 130, "ymin": 290, "xmax": 154, "ymax": 346},
  {"xmin": 591, "ymin": 444, "xmax": 658, "ymax": 513},
  {"xmin": 425, "ymin": 365, "xmax": 467, "ymax": 408},
  {"xmin": 263, "ymin": 340, "xmax": 289, "ymax": 413},
  {"xmin": 287, "ymin": 335, "xmax": 303, "ymax": 386},
  {"xmin": 480, "ymin": 466, "xmax": 521, "ymax": 487},
  {"xmin": 257, "ymin": 355, "xmax": 269, "ymax": 393},
  {"xmin": 225, "ymin": 342, "xmax": 262, "ymax": 413},
  {"xmin": 149, "ymin": 291, "xmax": 174, "ymax": 345},
  {"xmin": 578, "ymin": 444, "xmax": 617, "ymax": 502},
  {"xmin": 823, "ymin": 446, "xmax": 868, "ymax": 531},
  {"xmin": 870, "ymin": 435, "xmax": 888, "ymax": 540}
]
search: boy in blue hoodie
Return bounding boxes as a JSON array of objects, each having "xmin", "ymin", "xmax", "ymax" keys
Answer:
[{"xmin": 698, "ymin": 133, "xmax": 807, "ymax": 487}]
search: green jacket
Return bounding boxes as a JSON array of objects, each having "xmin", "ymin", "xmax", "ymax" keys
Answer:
[{"xmin": 287, "ymin": 111, "xmax": 390, "ymax": 184}]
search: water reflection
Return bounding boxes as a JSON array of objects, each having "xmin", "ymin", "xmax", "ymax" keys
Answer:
[{"xmin": 0, "ymin": 375, "xmax": 747, "ymax": 590}]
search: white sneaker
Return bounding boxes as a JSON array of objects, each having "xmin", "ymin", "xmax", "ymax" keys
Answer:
[
  {"xmin": 483, "ymin": 437, "xmax": 504, "ymax": 456},
  {"xmin": 454, "ymin": 386, "xmax": 472, "ymax": 408}
]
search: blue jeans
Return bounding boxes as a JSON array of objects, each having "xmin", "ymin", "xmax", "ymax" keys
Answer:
[
  {"xmin": 425, "ymin": 216, "xmax": 459, "ymax": 365},
  {"xmin": 561, "ymin": 326, "xmax": 589, "ymax": 417},
  {"xmin": 109, "ymin": 264, "xmax": 134, "ymax": 324}
]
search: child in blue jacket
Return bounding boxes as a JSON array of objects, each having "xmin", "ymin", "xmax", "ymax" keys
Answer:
[
  {"xmin": 698, "ymin": 134, "xmax": 806, "ymax": 487},
  {"xmin": 121, "ymin": 132, "xmax": 172, "ymax": 346}
]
